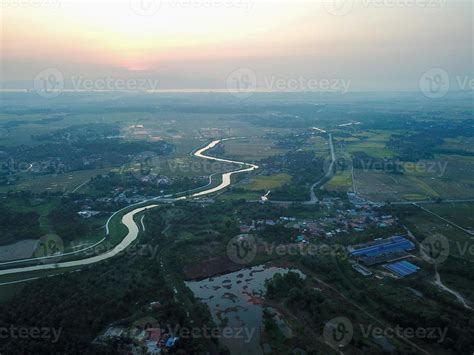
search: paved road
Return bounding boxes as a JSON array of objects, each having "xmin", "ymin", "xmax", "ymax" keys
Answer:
[
  {"xmin": 306, "ymin": 133, "xmax": 335, "ymax": 205},
  {"xmin": 389, "ymin": 198, "xmax": 474, "ymax": 205}
]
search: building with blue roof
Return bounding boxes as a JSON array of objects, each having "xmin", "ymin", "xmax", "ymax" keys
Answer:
[{"xmin": 383, "ymin": 260, "xmax": 419, "ymax": 277}]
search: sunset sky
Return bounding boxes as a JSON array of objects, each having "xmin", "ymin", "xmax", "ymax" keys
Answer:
[{"xmin": 1, "ymin": 0, "xmax": 472, "ymax": 91}]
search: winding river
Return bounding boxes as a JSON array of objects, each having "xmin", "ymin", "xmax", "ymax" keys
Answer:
[{"xmin": 0, "ymin": 139, "xmax": 258, "ymax": 278}]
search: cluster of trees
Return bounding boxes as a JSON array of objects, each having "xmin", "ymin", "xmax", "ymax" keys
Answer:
[
  {"xmin": 31, "ymin": 123, "xmax": 119, "ymax": 142},
  {"xmin": 262, "ymin": 151, "xmax": 325, "ymax": 201},
  {"xmin": 366, "ymin": 280, "xmax": 474, "ymax": 353},
  {"xmin": 0, "ymin": 138, "xmax": 174, "ymax": 175},
  {"xmin": 265, "ymin": 272, "xmax": 306, "ymax": 299},
  {"xmin": 0, "ymin": 228, "xmax": 221, "ymax": 354},
  {"xmin": 386, "ymin": 121, "xmax": 473, "ymax": 162},
  {"xmin": 48, "ymin": 199, "xmax": 91, "ymax": 242},
  {"xmin": 89, "ymin": 172, "xmax": 206, "ymax": 198},
  {"xmin": 0, "ymin": 205, "xmax": 41, "ymax": 245}
]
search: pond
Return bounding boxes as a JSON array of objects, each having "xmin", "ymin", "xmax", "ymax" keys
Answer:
[{"xmin": 185, "ymin": 264, "xmax": 305, "ymax": 355}]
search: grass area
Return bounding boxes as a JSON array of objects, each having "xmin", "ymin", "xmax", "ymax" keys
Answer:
[
  {"xmin": 354, "ymin": 153, "xmax": 474, "ymax": 202},
  {"xmin": 325, "ymin": 170, "xmax": 352, "ymax": 192},
  {"xmin": 301, "ymin": 135, "xmax": 330, "ymax": 157},
  {"xmin": 405, "ymin": 176, "xmax": 440, "ymax": 197},
  {"xmin": 221, "ymin": 137, "xmax": 287, "ymax": 162},
  {"xmin": 441, "ymin": 136, "xmax": 474, "ymax": 153},
  {"xmin": 241, "ymin": 173, "xmax": 292, "ymax": 191},
  {"xmin": 0, "ymin": 168, "xmax": 110, "ymax": 193},
  {"xmin": 355, "ymin": 170, "xmax": 445, "ymax": 202},
  {"xmin": 398, "ymin": 203, "xmax": 474, "ymax": 261},
  {"xmin": 344, "ymin": 131, "xmax": 396, "ymax": 158},
  {"xmin": 3, "ymin": 198, "xmax": 58, "ymax": 235},
  {"xmin": 217, "ymin": 191, "xmax": 262, "ymax": 201},
  {"xmin": 0, "ymin": 283, "xmax": 25, "ymax": 303}
]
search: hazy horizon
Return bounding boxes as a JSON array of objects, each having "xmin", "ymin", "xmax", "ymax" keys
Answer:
[{"xmin": 1, "ymin": 0, "xmax": 473, "ymax": 93}]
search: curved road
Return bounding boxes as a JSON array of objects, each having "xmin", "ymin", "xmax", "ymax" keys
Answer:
[{"xmin": 0, "ymin": 139, "xmax": 258, "ymax": 278}]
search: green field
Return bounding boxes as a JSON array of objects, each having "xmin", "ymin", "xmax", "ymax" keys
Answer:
[
  {"xmin": 324, "ymin": 170, "xmax": 352, "ymax": 192},
  {"xmin": 240, "ymin": 173, "xmax": 292, "ymax": 191},
  {"xmin": 0, "ymin": 168, "xmax": 111, "ymax": 193},
  {"xmin": 343, "ymin": 131, "xmax": 396, "ymax": 158},
  {"xmin": 399, "ymin": 203, "xmax": 474, "ymax": 261},
  {"xmin": 221, "ymin": 137, "xmax": 287, "ymax": 162}
]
